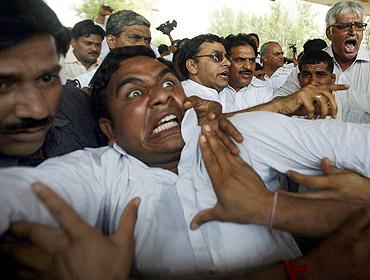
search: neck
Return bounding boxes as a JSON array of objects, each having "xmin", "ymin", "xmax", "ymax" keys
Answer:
[
  {"xmin": 150, "ymin": 159, "xmax": 179, "ymax": 174},
  {"xmin": 262, "ymin": 65, "xmax": 277, "ymax": 77}
]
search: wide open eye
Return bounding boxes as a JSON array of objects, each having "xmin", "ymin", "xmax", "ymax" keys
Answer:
[
  {"xmin": 127, "ymin": 89, "xmax": 143, "ymax": 98},
  {"xmin": 162, "ymin": 80, "xmax": 174, "ymax": 88}
]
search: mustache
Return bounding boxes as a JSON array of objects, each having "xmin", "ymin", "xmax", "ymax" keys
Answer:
[
  {"xmin": 88, "ymin": 51, "xmax": 99, "ymax": 55},
  {"xmin": 0, "ymin": 117, "xmax": 53, "ymax": 134},
  {"xmin": 239, "ymin": 69, "xmax": 253, "ymax": 75}
]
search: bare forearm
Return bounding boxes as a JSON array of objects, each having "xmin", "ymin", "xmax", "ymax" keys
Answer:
[{"xmin": 272, "ymin": 192, "xmax": 362, "ymax": 237}]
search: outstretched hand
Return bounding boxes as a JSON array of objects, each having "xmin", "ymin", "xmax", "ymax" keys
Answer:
[
  {"xmin": 190, "ymin": 126, "xmax": 271, "ymax": 230},
  {"xmin": 184, "ymin": 96, "xmax": 243, "ymax": 155},
  {"xmin": 287, "ymin": 158, "xmax": 370, "ymax": 204},
  {"xmin": 1, "ymin": 182, "xmax": 139, "ymax": 280},
  {"xmin": 277, "ymin": 83, "xmax": 348, "ymax": 119}
]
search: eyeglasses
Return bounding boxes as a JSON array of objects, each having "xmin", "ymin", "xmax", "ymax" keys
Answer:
[
  {"xmin": 193, "ymin": 52, "xmax": 227, "ymax": 63},
  {"xmin": 330, "ymin": 22, "xmax": 367, "ymax": 31}
]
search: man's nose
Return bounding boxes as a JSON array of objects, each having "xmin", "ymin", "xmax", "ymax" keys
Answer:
[
  {"xmin": 149, "ymin": 86, "xmax": 172, "ymax": 107},
  {"xmin": 15, "ymin": 85, "xmax": 49, "ymax": 120}
]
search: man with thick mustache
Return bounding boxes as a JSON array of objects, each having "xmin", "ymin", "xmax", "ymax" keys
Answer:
[
  {"xmin": 1, "ymin": 46, "xmax": 370, "ymax": 278},
  {"xmin": 219, "ymin": 33, "xmax": 274, "ymax": 113},
  {"xmin": 59, "ymin": 20, "xmax": 105, "ymax": 84}
]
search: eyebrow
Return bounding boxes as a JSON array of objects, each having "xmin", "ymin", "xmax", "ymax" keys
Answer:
[
  {"xmin": 0, "ymin": 64, "xmax": 61, "ymax": 80},
  {"xmin": 115, "ymin": 77, "xmax": 143, "ymax": 96},
  {"xmin": 156, "ymin": 68, "xmax": 174, "ymax": 82}
]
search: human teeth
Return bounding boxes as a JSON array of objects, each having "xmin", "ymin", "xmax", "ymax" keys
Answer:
[
  {"xmin": 158, "ymin": 114, "xmax": 176, "ymax": 125},
  {"xmin": 153, "ymin": 121, "xmax": 178, "ymax": 134}
]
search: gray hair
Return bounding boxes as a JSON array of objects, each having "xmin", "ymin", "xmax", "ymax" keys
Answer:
[
  {"xmin": 325, "ymin": 1, "xmax": 365, "ymax": 28},
  {"xmin": 260, "ymin": 41, "xmax": 280, "ymax": 56},
  {"xmin": 106, "ymin": 10, "xmax": 150, "ymax": 36}
]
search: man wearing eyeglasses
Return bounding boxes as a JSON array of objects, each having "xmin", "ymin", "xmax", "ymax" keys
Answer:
[
  {"xmin": 175, "ymin": 34, "xmax": 231, "ymax": 102},
  {"xmin": 324, "ymin": 0, "xmax": 370, "ymax": 123},
  {"xmin": 219, "ymin": 33, "xmax": 274, "ymax": 113},
  {"xmin": 274, "ymin": 1, "xmax": 369, "ymax": 124}
]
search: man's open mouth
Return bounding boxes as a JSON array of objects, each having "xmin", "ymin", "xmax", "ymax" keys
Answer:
[
  {"xmin": 153, "ymin": 114, "xmax": 179, "ymax": 135},
  {"xmin": 344, "ymin": 38, "xmax": 357, "ymax": 53},
  {"xmin": 218, "ymin": 70, "xmax": 229, "ymax": 79}
]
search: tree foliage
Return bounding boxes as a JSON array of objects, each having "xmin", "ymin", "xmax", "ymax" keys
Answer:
[
  {"xmin": 208, "ymin": 0, "xmax": 324, "ymax": 56},
  {"xmin": 75, "ymin": 0, "xmax": 155, "ymax": 20}
]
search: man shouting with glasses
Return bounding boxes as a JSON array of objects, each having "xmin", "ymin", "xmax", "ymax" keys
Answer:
[{"xmin": 324, "ymin": 0, "xmax": 370, "ymax": 123}]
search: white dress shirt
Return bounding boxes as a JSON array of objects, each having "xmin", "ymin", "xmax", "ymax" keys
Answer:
[
  {"xmin": 59, "ymin": 48, "xmax": 101, "ymax": 84},
  {"xmin": 74, "ymin": 68, "xmax": 98, "ymax": 88},
  {"xmin": 1, "ymin": 110, "xmax": 370, "ymax": 277},
  {"xmin": 220, "ymin": 77, "xmax": 274, "ymax": 113},
  {"xmin": 264, "ymin": 63, "xmax": 295, "ymax": 90},
  {"xmin": 182, "ymin": 79, "xmax": 221, "ymax": 103}
]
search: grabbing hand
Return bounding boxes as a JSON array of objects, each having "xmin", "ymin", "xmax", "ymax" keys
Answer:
[
  {"xmin": 184, "ymin": 96, "xmax": 243, "ymax": 155},
  {"xmin": 288, "ymin": 158, "xmax": 370, "ymax": 204},
  {"xmin": 1, "ymin": 182, "xmax": 139, "ymax": 280},
  {"xmin": 190, "ymin": 126, "xmax": 271, "ymax": 230}
]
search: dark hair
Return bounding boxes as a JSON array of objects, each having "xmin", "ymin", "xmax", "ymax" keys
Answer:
[
  {"xmin": 247, "ymin": 33, "xmax": 260, "ymax": 44},
  {"xmin": 90, "ymin": 46, "xmax": 156, "ymax": 120},
  {"xmin": 298, "ymin": 50, "xmax": 334, "ymax": 73},
  {"xmin": 174, "ymin": 34, "xmax": 223, "ymax": 80},
  {"xmin": 224, "ymin": 33, "xmax": 257, "ymax": 57},
  {"xmin": 0, "ymin": 0, "xmax": 70, "ymax": 56},
  {"xmin": 303, "ymin": 39, "xmax": 328, "ymax": 53},
  {"xmin": 72, "ymin": 19, "xmax": 105, "ymax": 40},
  {"xmin": 158, "ymin": 44, "xmax": 169, "ymax": 55}
]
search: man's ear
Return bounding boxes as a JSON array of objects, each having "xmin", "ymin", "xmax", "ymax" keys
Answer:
[
  {"xmin": 331, "ymin": 73, "xmax": 336, "ymax": 84},
  {"xmin": 70, "ymin": 38, "xmax": 77, "ymax": 49},
  {"xmin": 99, "ymin": 118, "xmax": 116, "ymax": 143},
  {"xmin": 186, "ymin": 58, "xmax": 198, "ymax": 76},
  {"xmin": 106, "ymin": 34, "xmax": 117, "ymax": 49},
  {"xmin": 326, "ymin": 28, "xmax": 332, "ymax": 41}
]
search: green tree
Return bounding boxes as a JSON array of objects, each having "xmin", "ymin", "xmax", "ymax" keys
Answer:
[
  {"xmin": 208, "ymin": 0, "xmax": 324, "ymax": 56},
  {"xmin": 75, "ymin": 0, "xmax": 155, "ymax": 20}
]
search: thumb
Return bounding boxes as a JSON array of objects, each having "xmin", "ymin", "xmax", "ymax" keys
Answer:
[
  {"xmin": 111, "ymin": 197, "xmax": 140, "ymax": 245},
  {"xmin": 321, "ymin": 158, "xmax": 344, "ymax": 175},
  {"xmin": 190, "ymin": 208, "xmax": 217, "ymax": 231}
]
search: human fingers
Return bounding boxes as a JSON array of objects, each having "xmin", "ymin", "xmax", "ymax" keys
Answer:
[
  {"xmin": 313, "ymin": 93, "xmax": 330, "ymax": 118},
  {"xmin": 32, "ymin": 182, "xmax": 92, "ymax": 241},
  {"xmin": 287, "ymin": 170, "xmax": 332, "ymax": 190},
  {"xmin": 218, "ymin": 117, "xmax": 244, "ymax": 143},
  {"xmin": 111, "ymin": 197, "xmax": 140, "ymax": 246},
  {"xmin": 199, "ymin": 133, "xmax": 223, "ymax": 186},
  {"xmin": 190, "ymin": 207, "xmax": 217, "ymax": 230},
  {"xmin": 314, "ymin": 89, "xmax": 337, "ymax": 118},
  {"xmin": 214, "ymin": 128, "xmax": 240, "ymax": 155},
  {"xmin": 183, "ymin": 96, "xmax": 201, "ymax": 111},
  {"xmin": 320, "ymin": 158, "xmax": 347, "ymax": 176},
  {"xmin": 9, "ymin": 222, "xmax": 67, "ymax": 254}
]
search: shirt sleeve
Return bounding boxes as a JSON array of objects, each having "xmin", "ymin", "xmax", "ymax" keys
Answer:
[
  {"xmin": 0, "ymin": 149, "xmax": 106, "ymax": 234},
  {"xmin": 231, "ymin": 111, "xmax": 370, "ymax": 189},
  {"xmin": 273, "ymin": 67, "xmax": 300, "ymax": 97}
]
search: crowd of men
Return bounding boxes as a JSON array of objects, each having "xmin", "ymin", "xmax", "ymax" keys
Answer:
[{"xmin": 0, "ymin": 0, "xmax": 369, "ymax": 279}]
